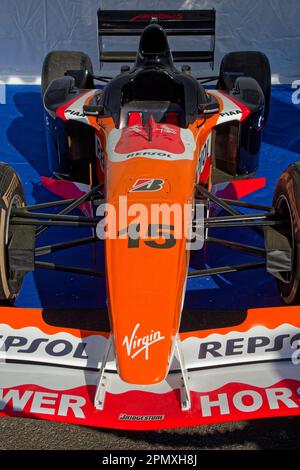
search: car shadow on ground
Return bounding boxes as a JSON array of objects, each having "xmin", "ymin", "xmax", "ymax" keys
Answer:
[
  {"xmin": 7, "ymin": 92, "xmax": 49, "ymax": 177},
  {"xmin": 89, "ymin": 415, "xmax": 300, "ymax": 450},
  {"xmin": 263, "ymin": 89, "xmax": 300, "ymax": 155}
]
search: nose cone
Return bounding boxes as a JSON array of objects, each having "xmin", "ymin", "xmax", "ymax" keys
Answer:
[
  {"xmin": 114, "ymin": 292, "xmax": 173, "ymax": 385},
  {"xmin": 104, "ymin": 120, "xmax": 196, "ymax": 386}
]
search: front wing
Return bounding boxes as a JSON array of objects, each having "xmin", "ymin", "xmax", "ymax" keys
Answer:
[{"xmin": 0, "ymin": 306, "xmax": 300, "ymax": 430}]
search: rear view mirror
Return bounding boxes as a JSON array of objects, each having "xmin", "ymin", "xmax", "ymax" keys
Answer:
[
  {"xmin": 83, "ymin": 105, "xmax": 104, "ymax": 117},
  {"xmin": 198, "ymin": 99, "xmax": 219, "ymax": 117},
  {"xmin": 65, "ymin": 69, "xmax": 95, "ymax": 89}
]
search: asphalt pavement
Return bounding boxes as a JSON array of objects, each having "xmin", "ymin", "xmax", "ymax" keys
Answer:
[{"xmin": 0, "ymin": 415, "xmax": 300, "ymax": 450}]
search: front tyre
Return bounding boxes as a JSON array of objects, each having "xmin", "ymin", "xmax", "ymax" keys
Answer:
[
  {"xmin": 273, "ymin": 163, "xmax": 300, "ymax": 305},
  {"xmin": 0, "ymin": 163, "xmax": 26, "ymax": 301}
]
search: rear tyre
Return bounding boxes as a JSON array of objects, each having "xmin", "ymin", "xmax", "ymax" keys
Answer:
[
  {"xmin": 41, "ymin": 50, "xmax": 94, "ymax": 97},
  {"xmin": 219, "ymin": 51, "xmax": 271, "ymax": 123},
  {"xmin": 273, "ymin": 163, "xmax": 300, "ymax": 305},
  {"xmin": 0, "ymin": 163, "xmax": 26, "ymax": 301}
]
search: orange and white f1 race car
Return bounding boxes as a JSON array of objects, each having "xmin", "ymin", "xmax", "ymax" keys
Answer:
[{"xmin": 0, "ymin": 10, "xmax": 300, "ymax": 430}]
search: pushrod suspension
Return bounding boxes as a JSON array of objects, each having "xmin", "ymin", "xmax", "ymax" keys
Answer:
[{"xmin": 188, "ymin": 261, "xmax": 266, "ymax": 278}]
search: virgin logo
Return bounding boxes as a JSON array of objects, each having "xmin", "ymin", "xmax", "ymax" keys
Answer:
[{"xmin": 122, "ymin": 323, "xmax": 165, "ymax": 360}]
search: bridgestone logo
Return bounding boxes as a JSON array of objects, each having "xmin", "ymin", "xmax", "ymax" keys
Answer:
[{"xmin": 119, "ymin": 414, "xmax": 165, "ymax": 421}]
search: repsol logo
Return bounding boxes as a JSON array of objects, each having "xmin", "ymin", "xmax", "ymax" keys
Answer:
[
  {"xmin": 198, "ymin": 332, "xmax": 300, "ymax": 359},
  {"xmin": 0, "ymin": 335, "xmax": 88, "ymax": 359},
  {"xmin": 126, "ymin": 151, "xmax": 172, "ymax": 159},
  {"xmin": 220, "ymin": 110, "xmax": 242, "ymax": 117}
]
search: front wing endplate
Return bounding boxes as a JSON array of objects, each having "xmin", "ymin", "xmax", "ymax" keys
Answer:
[{"xmin": 0, "ymin": 306, "xmax": 300, "ymax": 430}]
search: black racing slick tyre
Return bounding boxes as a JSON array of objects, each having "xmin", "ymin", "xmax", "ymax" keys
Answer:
[
  {"xmin": 273, "ymin": 163, "xmax": 300, "ymax": 305},
  {"xmin": 41, "ymin": 50, "xmax": 94, "ymax": 97},
  {"xmin": 0, "ymin": 163, "xmax": 26, "ymax": 301},
  {"xmin": 219, "ymin": 51, "xmax": 271, "ymax": 123}
]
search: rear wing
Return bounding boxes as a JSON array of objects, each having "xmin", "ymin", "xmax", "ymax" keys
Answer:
[{"xmin": 98, "ymin": 9, "xmax": 216, "ymax": 69}]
